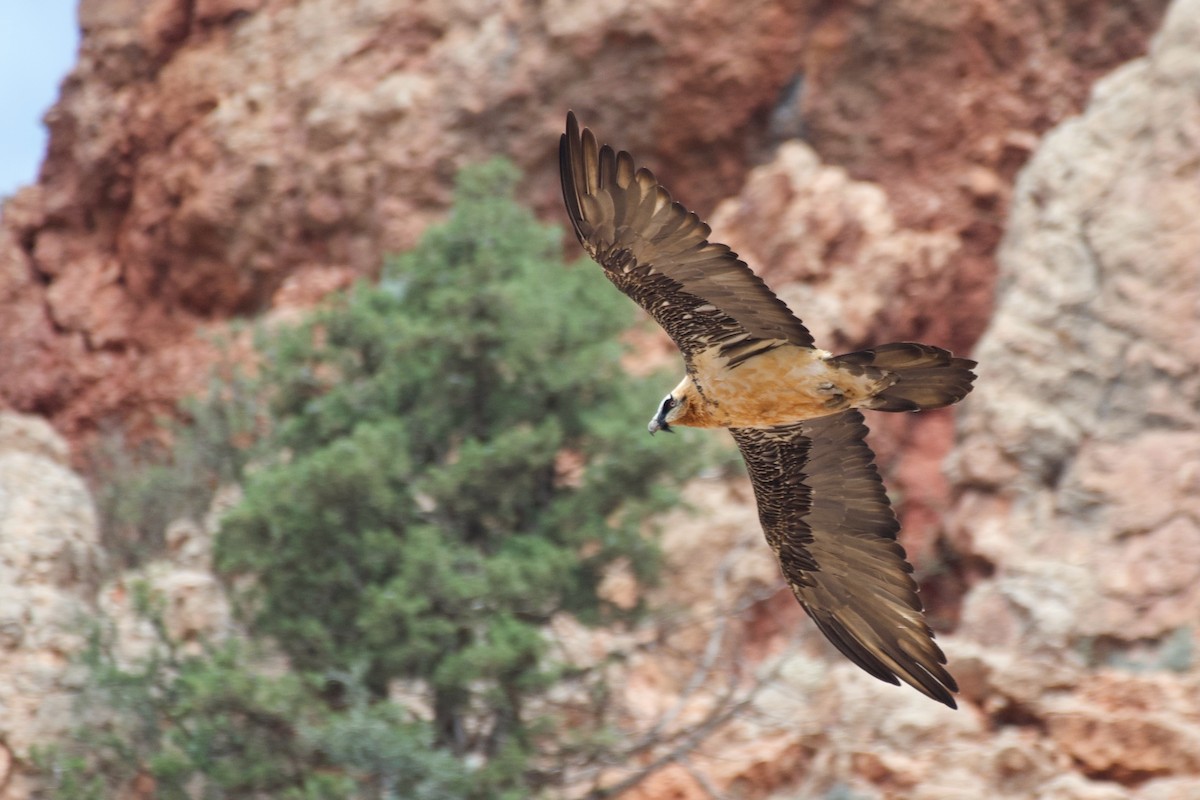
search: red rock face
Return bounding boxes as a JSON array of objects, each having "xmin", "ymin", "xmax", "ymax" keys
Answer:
[{"xmin": 0, "ymin": 0, "xmax": 1170, "ymax": 446}]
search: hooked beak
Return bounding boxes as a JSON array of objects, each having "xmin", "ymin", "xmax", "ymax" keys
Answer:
[{"xmin": 647, "ymin": 415, "xmax": 673, "ymax": 435}]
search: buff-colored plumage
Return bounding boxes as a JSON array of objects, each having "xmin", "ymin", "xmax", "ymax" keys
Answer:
[{"xmin": 560, "ymin": 112, "xmax": 975, "ymax": 708}]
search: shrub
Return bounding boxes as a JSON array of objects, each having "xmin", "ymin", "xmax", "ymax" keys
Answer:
[
  {"xmin": 39, "ymin": 158, "xmax": 704, "ymax": 797},
  {"xmin": 36, "ymin": 584, "xmax": 465, "ymax": 799}
]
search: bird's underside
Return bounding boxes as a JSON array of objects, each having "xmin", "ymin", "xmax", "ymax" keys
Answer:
[{"xmin": 559, "ymin": 111, "xmax": 976, "ymax": 708}]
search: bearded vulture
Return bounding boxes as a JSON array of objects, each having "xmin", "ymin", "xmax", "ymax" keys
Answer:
[{"xmin": 559, "ymin": 111, "xmax": 975, "ymax": 708}]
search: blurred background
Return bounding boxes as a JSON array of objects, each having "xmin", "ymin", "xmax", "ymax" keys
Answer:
[{"xmin": 1, "ymin": 0, "xmax": 1198, "ymax": 798}]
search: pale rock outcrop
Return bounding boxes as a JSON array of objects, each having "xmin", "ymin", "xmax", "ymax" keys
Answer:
[
  {"xmin": 0, "ymin": 416, "xmax": 238, "ymax": 798},
  {"xmin": 948, "ymin": 0, "xmax": 1200, "ymax": 669},
  {"xmin": 0, "ymin": 414, "xmax": 102, "ymax": 797},
  {"xmin": 709, "ymin": 142, "xmax": 961, "ymax": 355},
  {"xmin": 95, "ymin": 515, "xmax": 236, "ymax": 667}
]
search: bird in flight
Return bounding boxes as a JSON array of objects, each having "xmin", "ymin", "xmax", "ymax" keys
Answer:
[{"xmin": 559, "ymin": 112, "xmax": 975, "ymax": 708}]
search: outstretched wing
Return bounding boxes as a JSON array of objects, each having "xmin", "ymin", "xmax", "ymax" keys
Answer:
[
  {"xmin": 730, "ymin": 411, "xmax": 958, "ymax": 708},
  {"xmin": 560, "ymin": 111, "xmax": 812, "ymax": 359}
]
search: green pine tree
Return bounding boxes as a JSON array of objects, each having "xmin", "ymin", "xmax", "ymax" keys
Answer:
[
  {"xmin": 42, "ymin": 159, "xmax": 709, "ymax": 799},
  {"xmin": 213, "ymin": 158, "xmax": 702, "ymax": 794}
]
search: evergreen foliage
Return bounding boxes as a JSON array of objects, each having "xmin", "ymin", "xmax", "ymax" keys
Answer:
[
  {"xmin": 216, "ymin": 159, "xmax": 695, "ymax": 780},
  {"xmin": 36, "ymin": 585, "xmax": 466, "ymax": 799},
  {"xmin": 43, "ymin": 158, "xmax": 706, "ymax": 797},
  {"xmin": 87, "ymin": 367, "xmax": 261, "ymax": 567}
]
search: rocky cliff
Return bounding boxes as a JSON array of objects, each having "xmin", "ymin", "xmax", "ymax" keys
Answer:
[
  {"xmin": 2, "ymin": 0, "xmax": 1198, "ymax": 797},
  {"xmin": 0, "ymin": 0, "xmax": 1170, "ymax": 442}
]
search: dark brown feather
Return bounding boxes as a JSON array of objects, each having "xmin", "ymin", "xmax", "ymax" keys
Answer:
[
  {"xmin": 833, "ymin": 343, "xmax": 977, "ymax": 412},
  {"xmin": 730, "ymin": 412, "xmax": 958, "ymax": 708},
  {"xmin": 560, "ymin": 111, "xmax": 813, "ymax": 357}
]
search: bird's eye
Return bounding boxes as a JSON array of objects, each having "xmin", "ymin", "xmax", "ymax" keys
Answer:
[{"xmin": 659, "ymin": 396, "xmax": 676, "ymax": 415}]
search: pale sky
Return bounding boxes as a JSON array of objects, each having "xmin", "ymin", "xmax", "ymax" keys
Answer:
[{"xmin": 0, "ymin": 2, "xmax": 81, "ymax": 199}]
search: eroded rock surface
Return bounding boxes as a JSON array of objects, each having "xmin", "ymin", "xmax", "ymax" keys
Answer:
[
  {"xmin": 0, "ymin": 0, "xmax": 1169, "ymax": 445},
  {"xmin": 0, "ymin": 414, "xmax": 102, "ymax": 798}
]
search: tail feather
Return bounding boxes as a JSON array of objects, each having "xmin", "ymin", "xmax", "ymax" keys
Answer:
[{"xmin": 834, "ymin": 343, "xmax": 976, "ymax": 412}]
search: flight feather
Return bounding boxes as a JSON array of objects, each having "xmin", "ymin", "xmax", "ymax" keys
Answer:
[
  {"xmin": 731, "ymin": 411, "xmax": 958, "ymax": 707},
  {"xmin": 560, "ymin": 111, "xmax": 813, "ymax": 356}
]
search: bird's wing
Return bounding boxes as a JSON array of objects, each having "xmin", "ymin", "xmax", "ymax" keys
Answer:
[
  {"xmin": 730, "ymin": 411, "xmax": 957, "ymax": 708},
  {"xmin": 560, "ymin": 111, "xmax": 813, "ymax": 359}
]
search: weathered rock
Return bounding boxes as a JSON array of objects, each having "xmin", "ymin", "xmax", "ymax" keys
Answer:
[
  {"xmin": 937, "ymin": 0, "xmax": 1200, "ymax": 794},
  {"xmin": 948, "ymin": 0, "xmax": 1200, "ymax": 653},
  {"xmin": 0, "ymin": 414, "xmax": 103, "ymax": 800},
  {"xmin": 0, "ymin": 417, "xmax": 244, "ymax": 798},
  {"xmin": 96, "ymin": 515, "xmax": 235, "ymax": 667},
  {"xmin": 1134, "ymin": 778, "xmax": 1200, "ymax": 800},
  {"xmin": 709, "ymin": 142, "xmax": 961, "ymax": 354},
  {"xmin": 1044, "ymin": 673, "xmax": 1200, "ymax": 784},
  {"xmin": 707, "ymin": 140, "xmax": 968, "ymax": 572},
  {"xmin": 0, "ymin": 0, "xmax": 1169, "ymax": 447}
]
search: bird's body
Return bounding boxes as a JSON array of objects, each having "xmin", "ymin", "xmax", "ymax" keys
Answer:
[
  {"xmin": 669, "ymin": 344, "xmax": 872, "ymax": 428},
  {"xmin": 560, "ymin": 112, "xmax": 976, "ymax": 708}
]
